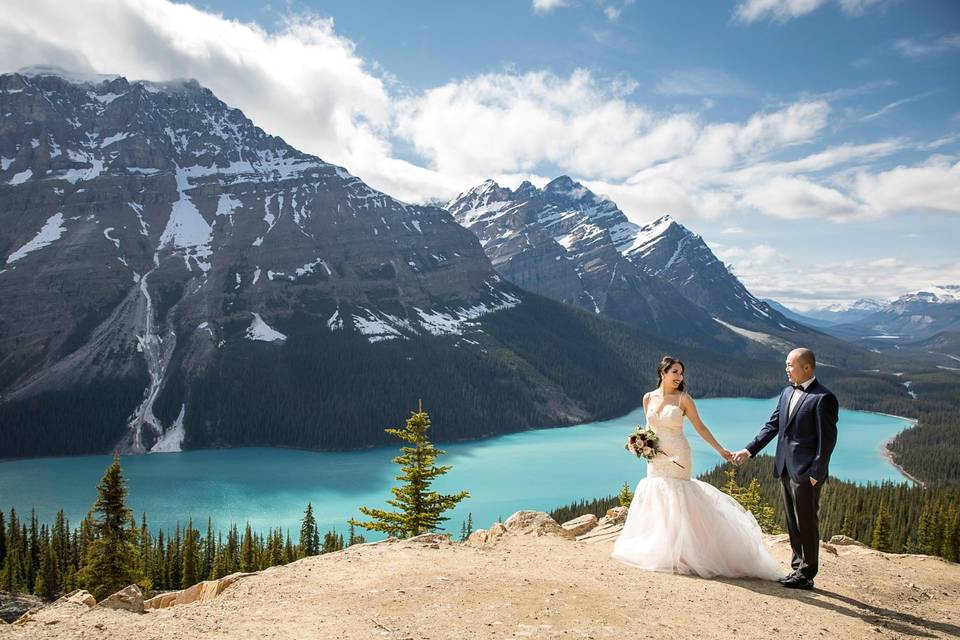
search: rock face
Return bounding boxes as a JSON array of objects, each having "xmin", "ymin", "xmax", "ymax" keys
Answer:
[
  {"xmin": 0, "ymin": 68, "xmax": 685, "ymax": 459},
  {"xmin": 503, "ymin": 510, "xmax": 576, "ymax": 539}
]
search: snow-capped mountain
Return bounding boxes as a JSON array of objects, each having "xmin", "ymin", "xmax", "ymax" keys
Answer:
[
  {"xmin": 825, "ymin": 285, "xmax": 960, "ymax": 343},
  {"xmin": 623, "ymin": 214, "xmax": 804, "ymax": 335},
  {"xmin": 800, "ymin": 299, "xmax": 887, "ymax": 326},
  {"xmin": 448, "ymin": 177, "xmax": 817, "ymax": 352},
  {"xmin": 446, "ymin": 177, "xmax": 744, "ymax": 350},
  {"xmin": 0, "ymin": 68, "xmax": 687, "ymax": 459}
]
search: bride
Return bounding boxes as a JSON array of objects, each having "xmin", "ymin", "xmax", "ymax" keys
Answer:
[{"xmin": 611, "ymin": 356, "xmax": 782, "ymax": 580}]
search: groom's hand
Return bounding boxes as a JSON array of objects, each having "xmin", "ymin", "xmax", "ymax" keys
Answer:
[
  {"xmin": 810, "ymin": 477, "xmax": 818, "ymax": 486},
  {"xmin": 731, "ymin": 449, "xmax": 751, "ymax": 465}
]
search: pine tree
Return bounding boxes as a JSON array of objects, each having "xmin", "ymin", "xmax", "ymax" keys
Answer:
[
  {"xmin": 1, "ymin": 508, "xmax": 26, "ymax": 593},
  {"xmin": 349, "ymin": 403, "xmax": 470, "ymax": 538},
  {"xmin": 840, "ymin": 509, "xmax": 854, "ymax": 538},
  {"xmin": 617, "ymin": 482, "xmax": 634, "ymax": 507},
  {"xmin": 240, "ymin": 523, "xmax": 256, "ymax": 572},
  {"xmin": 52, "ymin": 510, "xmax": 70, "ymax": 586},
  {"xmin": 75, "ymin": 456, "xmax": 144, "ymax": 600},
  {"xmin": 940, "ymin": 505, "xmax": 958, "ymax": 562},
  {"xmin": 204, "ymin": 517, "xmax": 215, "ymax": 580},
  {"xmin": 181, "ymin": 519, "xmax": 200, "ymax": 588},
  {"xmin": 300, "ymin": 503, "xmax": 320, "ymax": 557},
  {"xmin": 33, "ymin": 542, "xmax": 59, "ymax": 600},
  {"xmin": 871, "ymin": 500, "xmax": 893, "ymax": 552},
  {"xmin": 138, "ymin": 513, "xmax": 153, "ymax": 591},
  {"xmin": 0, "ymin": 511, "xmax": 6, "ymax": 567}
]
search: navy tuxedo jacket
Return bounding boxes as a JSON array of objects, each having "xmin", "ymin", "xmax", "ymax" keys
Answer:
[{"xmin": 745, "ymin": 379, "xmax": 839, "ymax": 483}]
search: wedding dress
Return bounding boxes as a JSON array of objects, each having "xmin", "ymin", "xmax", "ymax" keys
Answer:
[{"xmin": 610, "ymin": 394, "xmax": 782, "ymax": 580}]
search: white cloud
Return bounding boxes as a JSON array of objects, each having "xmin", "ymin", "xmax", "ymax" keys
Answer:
[
  {"xmin": 854, "ymin": 156, "xmax": 960, "ymax": 216},
  {"xmin": 721, "ymin": 249, "xmax": 960, "ymax": 311},
  {"xmin": 741, "ymin": 175, "xmax": 863, "ymax": 220},
  {"xmin": 860, "ymin": 90, "xmax": 938, "ymax": 122},
  {"xmin": 733, "ymin": 0, "xmax": 886, "ymax": 24},
  {"xmin": 532, "ymin": 0, "xmax": 570, "ymax": 13},
  {"xmin": 894, "ymin": 33, "xmax": 960, "ymax": 57}
]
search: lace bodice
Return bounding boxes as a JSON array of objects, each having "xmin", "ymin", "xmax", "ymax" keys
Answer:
[{"xmin": 645, "ymin": 394, "xmax": 691, "ymax": 480}]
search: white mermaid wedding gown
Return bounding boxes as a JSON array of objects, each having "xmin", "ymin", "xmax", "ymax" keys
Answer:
[{"xmin": 611, "ymin": 396, "xmax": 782, "ymax": 580}]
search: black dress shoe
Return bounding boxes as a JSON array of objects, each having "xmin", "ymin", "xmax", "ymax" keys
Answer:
[
  {"xmin": 776, "ymin": 572, "xmax": 799, "ymax": 584},
  {"xmin": 782, "ymin": 575, "xmax": 815, "ymax": 590}
]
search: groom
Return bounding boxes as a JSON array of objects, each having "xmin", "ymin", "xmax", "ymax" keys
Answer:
[{"xmin": 731, "ymin": 347, "xmax": 838, "ymax": 590}]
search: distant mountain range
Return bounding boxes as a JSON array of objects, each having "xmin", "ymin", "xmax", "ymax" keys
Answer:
[
  {"xmin": 446, "ymin": 178, "xmax": 865, "ymax": 365},
  {"xmin": 767, "ymin": 286, "xmax": 960, "ymax": 344}
]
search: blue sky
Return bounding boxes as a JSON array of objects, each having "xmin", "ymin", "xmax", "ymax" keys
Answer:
[{"xmin": 3, "ymin": 0, "xmax": 959, "ymax": 308}]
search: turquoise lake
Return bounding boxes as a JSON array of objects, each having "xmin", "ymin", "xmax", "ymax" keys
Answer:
[{"xmin": 0, "ymin": 397, "xmax": 912, "ymax": 541}]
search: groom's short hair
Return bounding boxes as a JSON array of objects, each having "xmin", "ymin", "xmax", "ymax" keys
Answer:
[{"xmin": 794, "ymin": 348, "xmax": 816, "ymax": 369}]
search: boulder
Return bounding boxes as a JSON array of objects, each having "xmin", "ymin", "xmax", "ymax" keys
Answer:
[
  {"xmin": 504, "ymin": 511, "xmax": 575, "ymax": 539},
  {"xmin": 55, "ymin": 589, "xmax": 96, "ymax": 608},
  {"xmin": 406, "ymin": 533, "xmax": 452, "ymax": 546},
  {"xmin": 577, "ymin": 508, "xmax": 628, "ymax": 544},
  {"xmin": 600, "ymin": 507, "xmax": 628, "ymax": 526},
  {"xmin": 829, "ymin": 535, "xmax": 868, "ymax": 547},
  {"xmin": 99, "ymin": 584, "xmax": 144, "ymax": 614},
  {"xmin": 561, "ymin": 514, "xmax": 598, "ymax": 537},
  {"xmin": 465, "ymin": 522, "xmax": 508, "ymax": 547}
]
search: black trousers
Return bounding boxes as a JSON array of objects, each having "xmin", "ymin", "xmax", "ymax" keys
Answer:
[{"xmin": 780, "ymin": 472, "xmax": 823, "ymax": 580}]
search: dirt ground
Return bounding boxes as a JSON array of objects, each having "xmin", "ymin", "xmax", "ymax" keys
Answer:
[{"xmin": 3, "ymin": 518, "xmax": 958, "ymax": 640}]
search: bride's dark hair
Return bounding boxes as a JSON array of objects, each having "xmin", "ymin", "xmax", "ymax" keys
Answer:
[{"xmin": 657, "ymin": 356, "xmax": 685, "ymax": 392}]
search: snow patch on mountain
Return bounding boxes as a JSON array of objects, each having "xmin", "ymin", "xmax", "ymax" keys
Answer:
[
  {"xmin": 157, "ymin": 168, "xmax": 213, "ymax": 272},
  {"xmin": 6, "ymin": 213, "xmax": 66, "ymax": 263},
  {"xmin": 245, "ymin": 313, "xmax": 287, "ymax": 343}
]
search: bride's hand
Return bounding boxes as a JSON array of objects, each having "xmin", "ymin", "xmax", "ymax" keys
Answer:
[{"xmin": 719, "ymin": 448, "xmax": 733, "ymax": 462}]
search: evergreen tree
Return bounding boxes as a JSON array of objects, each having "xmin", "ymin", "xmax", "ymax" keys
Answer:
[
  {"xmin": 240, "ymin": 523, "xmax": 256, "ymax": 572},
  {"xmin": 349, "ymin": 403, "xmax": 470, "ymax": 538},
  {"xmin": 283, "ymin": 530, "xmax": 295, "ymax": 564},
  {"xmin": 718, "ymin": 467, "xmax": 781, "ymax": 534},
  {"xmin": 138, "ymin": 513, "xmax": 153, "ymax": 591},
  {"xmin": 52, "ymin": 510, "xmax": 70, "ymax": 586},
  {"xmin": 75, "ymin": 456, "xmax": 144, "ymax": 600},
  {"xmin": 181, "ymin": 519, "xmax": 200, "ymax": 588},
  {"xmin": 34, "ymin": 542, "xmax": 59, "ymax": 600},
  {"xmin": 0, "ymin": 511, "xmax": 6, "ymax": 567},
  {"xmin": 940, "ymin": 505, "xmax": 958, "ymax": 562},
  {"xmin": 299, "ymin": 503, "xmax": 320, "ymax": 557},
  {"xmin": 617, "ymin": 482, "xmax": 634, "ymax": 507},
  {"xmin": 153, "ymin": 529, "xmax": 166, "ymax": 590},
  {"xmin": 27, "ymin": 509, "xmax": 39, "ymax": 593},
  {"xmin": 1, "ymin": 508, "xmax": 26, "ymax": 592},
  {"xmin": 871, "ymin": 500, "xmax": 893, "ymax": 552},
  {"xmin": 840, "ymin": 509, "xmax": 854, "ymax": 538},
  {"xmin": 204, "ymin": 517, "xmax": 215, "ymax": 580}
]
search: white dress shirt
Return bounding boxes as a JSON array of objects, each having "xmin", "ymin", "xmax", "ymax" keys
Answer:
[{"xmin": 788, "ymin": 376, "xmax": 815, "ymax": 417}]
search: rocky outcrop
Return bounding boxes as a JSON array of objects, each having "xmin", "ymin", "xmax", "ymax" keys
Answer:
[
  {"xmin": 0, "ymin": 592, "xmax": 43, "ymax": 624},
  {"xmin": 98, "ymin": 585, "xmax": 144, "ymax": 614},
  {"xmin": 560, "ymin": 513, "xmax": 597, "ymax": 536},
  {"xmin": 145, "ymin": 572, "xmax": 254, "ymax": 610},
  {"xmin": 55, "ymin": 590, "xmax": 96, "ymax": 608},
  {"xmin": 503, "ymin": 510, "xmax": 576, "ymax": 539}
]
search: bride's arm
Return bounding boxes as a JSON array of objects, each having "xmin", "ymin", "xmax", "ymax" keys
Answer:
[
  {"xmin": 642, "ymin": 392, "xmax": 651, "ymax": 416},
  {"xmin": 681, "ymin": 394, "xmax": 732, "ymax": 460}
]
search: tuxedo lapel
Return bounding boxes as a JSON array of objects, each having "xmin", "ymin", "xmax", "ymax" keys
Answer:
[
  {"xmin": 786, "ymin": 381, "xmax": 819, "ymax": 428},
  {"xmin": 778, "ymin": 388, "xmax": 791, "ymax": 431}
]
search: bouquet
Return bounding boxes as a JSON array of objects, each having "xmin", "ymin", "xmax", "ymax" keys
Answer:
[{"xmin": 624, "ymin": 426, "xmax": 685, "ymax": 468}]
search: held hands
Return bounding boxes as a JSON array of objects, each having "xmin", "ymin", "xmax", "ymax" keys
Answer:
[
  {"xmin": 719, "ymin": 448, "xmax": 733, "ymax": 462},
  {"xmin": 730, "ymin": 449, "xmax": 752, "ymax": 465}
]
